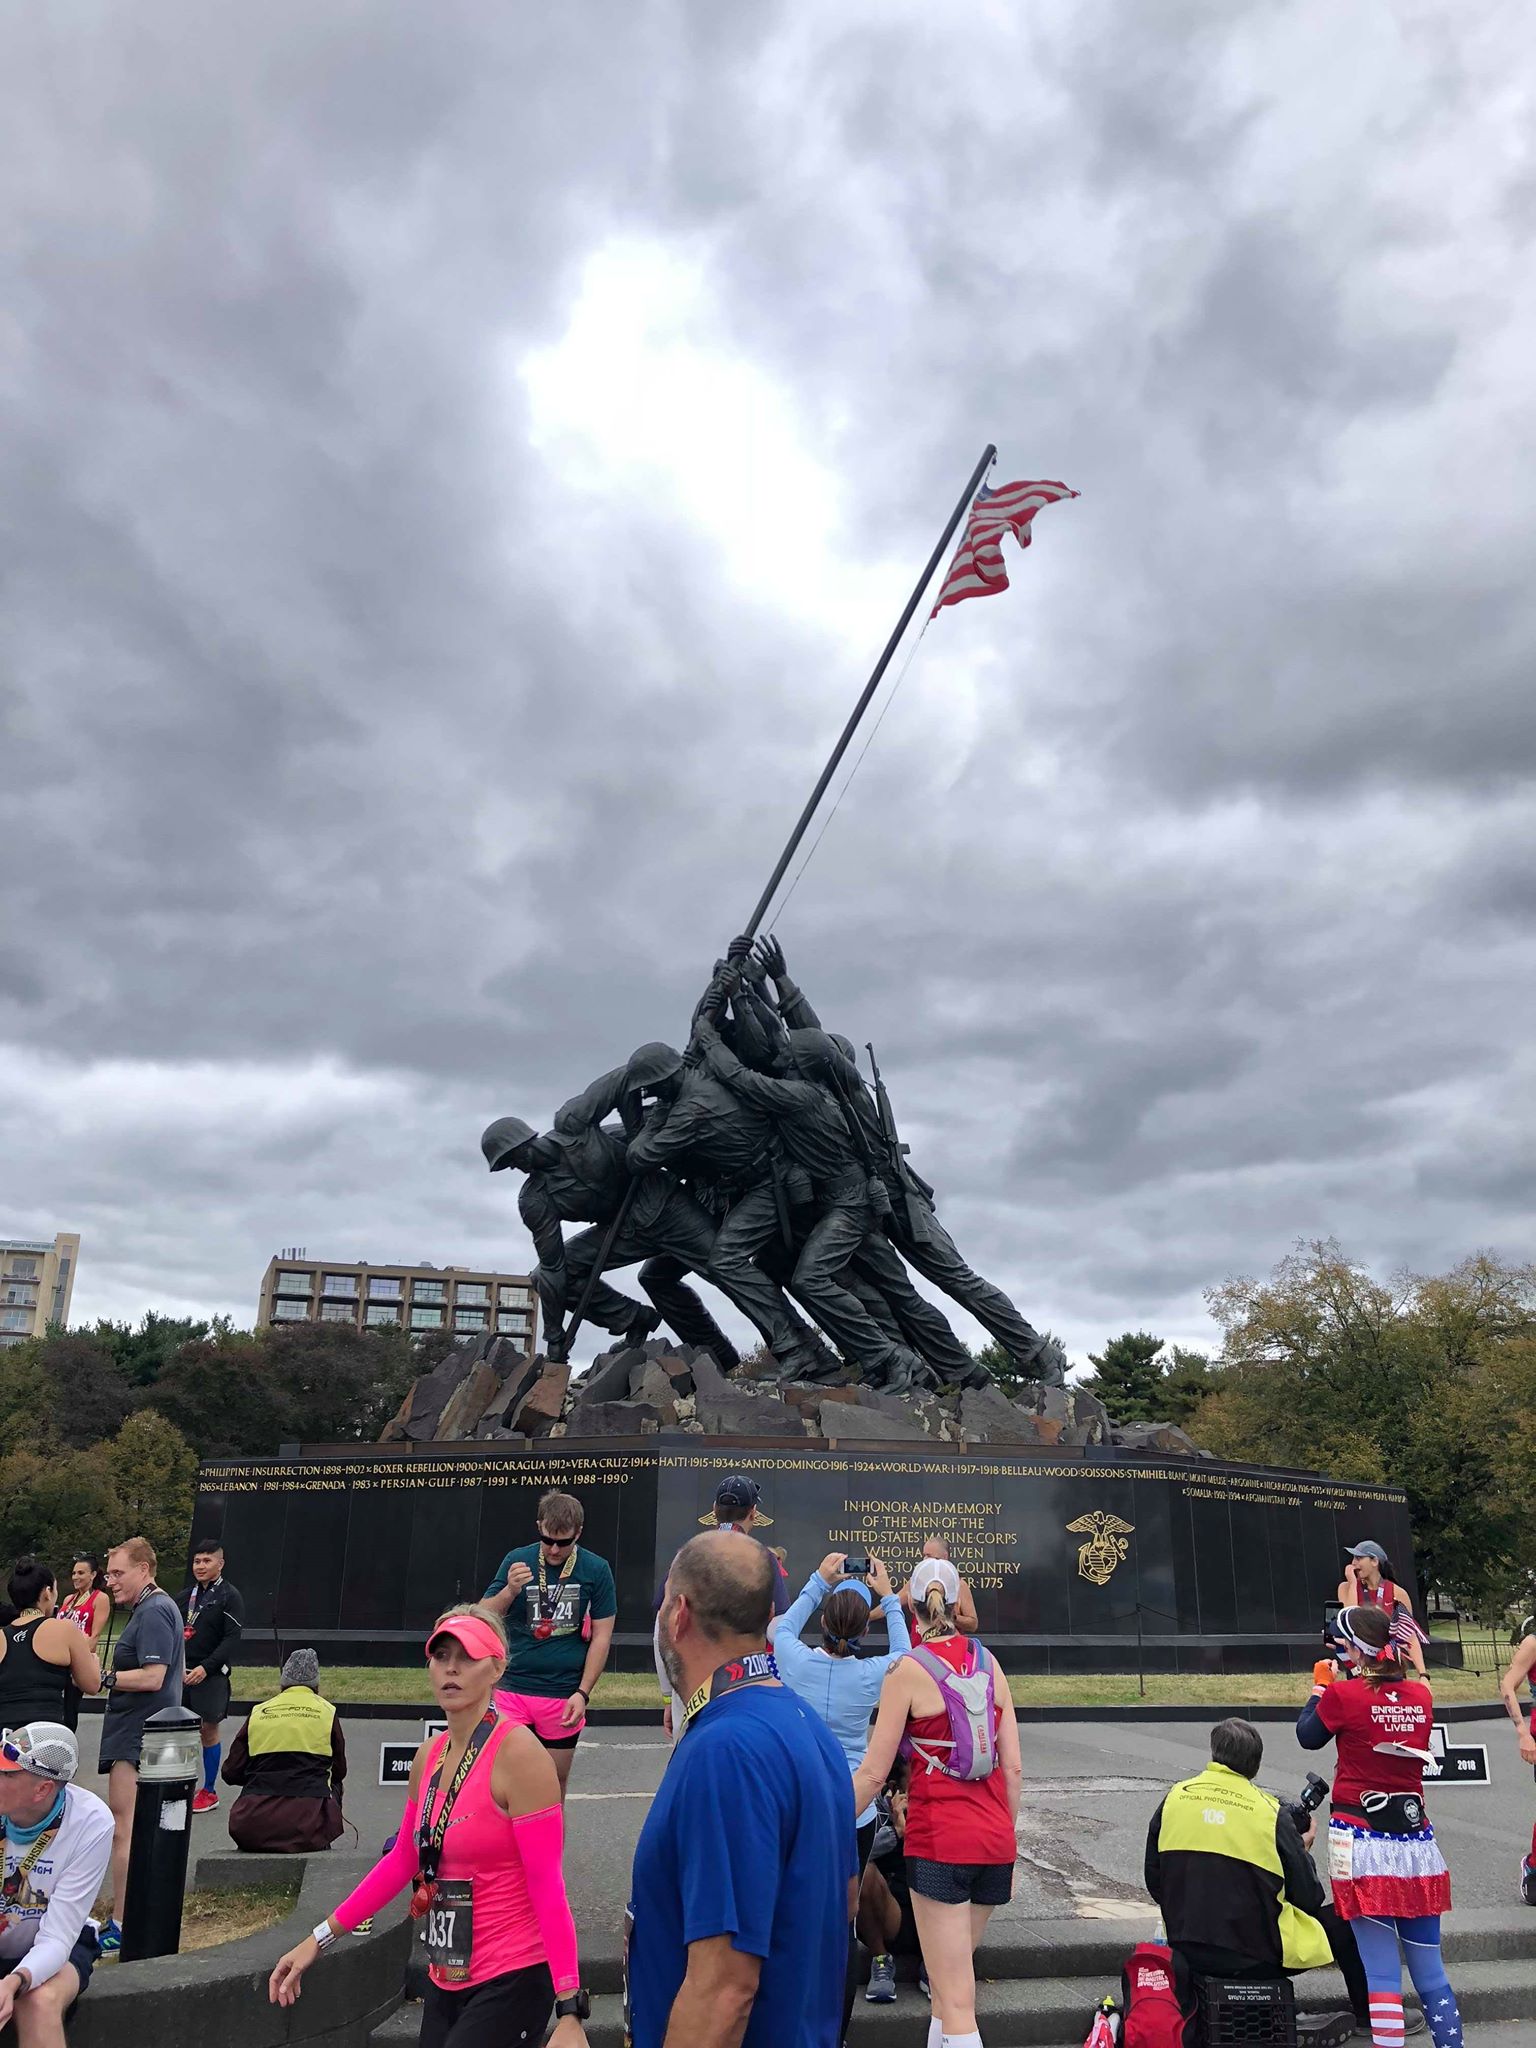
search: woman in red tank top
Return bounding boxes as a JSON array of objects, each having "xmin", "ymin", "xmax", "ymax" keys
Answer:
[
  {"xmin": 854, "ymin": 1558, "xmax": 1022, "ymax": 2048},
  {"xmin": 1337, "ymin": 1543, "xmax": 1427, "ymax": 1679},
  {"xmin": 59, "ymin": 1556, "xmax": 110, "ymax": 1651}
]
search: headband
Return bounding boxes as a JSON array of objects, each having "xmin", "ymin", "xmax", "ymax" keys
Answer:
[{"xmin": 1336, "ymin": 1606, "xmax": 1395, "ymax": 1664}]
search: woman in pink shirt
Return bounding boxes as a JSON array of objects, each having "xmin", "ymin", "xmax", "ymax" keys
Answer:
[{"xmin": 268, "ymin": 1604, "xmax": 591, "ymax": 2046}]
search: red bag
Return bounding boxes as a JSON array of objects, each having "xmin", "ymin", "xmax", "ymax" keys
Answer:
[{"xmin": 1120, "ymin": 1943, "xmax": 1194, "ymax": 2048}]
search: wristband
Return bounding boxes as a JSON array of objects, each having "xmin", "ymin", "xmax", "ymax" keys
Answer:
[
  {"xmin": 313, "ymin": 1919, "xmax": 336, "ymax": 1951},
  {"xmin": 574, "ymin": 1687, "xmax": 590, "ymax": 1703}
]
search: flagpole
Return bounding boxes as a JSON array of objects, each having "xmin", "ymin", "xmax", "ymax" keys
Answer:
[
  {"xmin": 550, "ymin": 442, "xmax": 996, "ymax": 1364},
  {"xmin": 740, "ymin": 441, "xmax": 996, "ymax": 940}
]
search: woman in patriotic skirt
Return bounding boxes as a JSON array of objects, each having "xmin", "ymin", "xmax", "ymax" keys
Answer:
[{"xmin": 1298, "ymin": 1603, "xmax": 1461, "ymax": 2048}]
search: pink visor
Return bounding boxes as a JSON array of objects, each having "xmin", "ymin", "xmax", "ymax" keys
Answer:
[{"xmin": 426, "ymin": 1614, "xmax": 505, "ymax": 1663}]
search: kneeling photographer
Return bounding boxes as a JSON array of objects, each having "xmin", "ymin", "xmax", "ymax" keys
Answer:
[{"xmin": 1146, "ymin": 1718, "xmax": 1368, "ymax": 2029}]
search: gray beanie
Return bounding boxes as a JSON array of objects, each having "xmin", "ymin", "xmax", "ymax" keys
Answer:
[{"xmin": 281, "ymin": 1647, "xmax": 320, "ymax": 1690}]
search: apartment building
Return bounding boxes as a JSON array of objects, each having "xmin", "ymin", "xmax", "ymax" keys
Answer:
[
  {"xmin": 257, "ymin": 1252, "xmax": 538, "ymax": 1349},
  {"xmin": 0, "ymin": 1232, "xmax": 81, "ymax": 1347}
]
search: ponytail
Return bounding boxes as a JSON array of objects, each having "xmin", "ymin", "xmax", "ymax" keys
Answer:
[{"xmin": 917, "ymin": 1583, "xmax": 953, "ymax": 1642}]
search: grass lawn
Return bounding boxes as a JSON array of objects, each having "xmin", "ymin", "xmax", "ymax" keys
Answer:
[
  {"xmin": 231, "ymin": 1665, "xmax": 1505, "ymax": 1711},
  {"xmin": 180, "ymin": 1880, "xmax": 301, "ymax": 1951}
]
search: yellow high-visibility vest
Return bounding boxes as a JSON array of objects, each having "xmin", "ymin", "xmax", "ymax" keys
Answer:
[
  {"xmin": 1158, "ymin": 1763, "xmax": 1332, "ymax": 1972},
  {"xmin": 247, "ymin": 1686, "xmax": 336, "ymax": 1759}
]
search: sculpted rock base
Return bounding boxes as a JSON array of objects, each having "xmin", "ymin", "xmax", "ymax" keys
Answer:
[{"xmin": 384, "ymin": 1333, "xmax": 1204, "ymax": 1454}]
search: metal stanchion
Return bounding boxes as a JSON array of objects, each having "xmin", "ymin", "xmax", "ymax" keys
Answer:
[{"xmin": 120, "ymin": 1705, "xmax": 202, "ymax": 1962}]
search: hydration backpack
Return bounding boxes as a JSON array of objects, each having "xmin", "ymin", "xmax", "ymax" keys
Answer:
[
  {"xmin": 1119, "ymin": 1943, "xmax": 1193, "ymax": 2048},
  {"xmin": 898, "ymin": 1641, "xmax": 998, "ymax": 1780}
]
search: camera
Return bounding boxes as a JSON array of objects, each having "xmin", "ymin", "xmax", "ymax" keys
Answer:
[
  {"xmin": 1286, "ymin": 1771, "xmax": 1330, "ymax": 1836},
  {"xmin": 841, "ymin": 1553, "xmax": 872, "ymax": 1578}
]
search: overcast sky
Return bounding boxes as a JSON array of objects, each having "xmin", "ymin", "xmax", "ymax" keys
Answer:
[{"xmin": 3, "ymin": 2, "xmax": 1532, "ymax": 1372}]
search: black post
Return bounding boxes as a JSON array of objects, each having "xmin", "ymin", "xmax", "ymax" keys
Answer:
[
  {"xmin": 1136, "ymin": 1601, "xmax": 1146, "ymax": 1700},
  {"xmin": 120, "ymin": 1705, "xmax": 201, "ymax": 1963},
  {"xmin": 555, "ymin": 445, "xmax": 997, "ymax": 1362}
]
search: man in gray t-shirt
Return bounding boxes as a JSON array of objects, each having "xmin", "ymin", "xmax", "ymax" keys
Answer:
[{"xmin": 99, "ymin": 1539, "xmax": 185, "ymax": 1945}]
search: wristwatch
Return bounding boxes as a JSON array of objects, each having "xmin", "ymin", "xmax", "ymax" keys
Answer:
[{"xmin": 554, "ymin": 1990, "xmax": 592, "ymax": 2021}]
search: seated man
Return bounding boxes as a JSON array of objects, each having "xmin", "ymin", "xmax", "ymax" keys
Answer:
[
  {"xmin": 222, "ymin": 1648, "xmax": 346, "ymax": 1853},
  {"xmin": 1145, "ymin": 1717, "xmax": 1364, "ymax": 2025},
  {"xmin": 0, "ymin": 1722, "xmax": 115, "ymax": 2046},
  {"xmin": 857, "ymin": 1760, "xmax": 927, "ymax": 2006}
]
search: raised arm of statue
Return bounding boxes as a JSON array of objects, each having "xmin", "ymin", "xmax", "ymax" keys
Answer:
[{"xmin": 552, "ymin": 1066, "xmax": 629, "ymax": 1135}]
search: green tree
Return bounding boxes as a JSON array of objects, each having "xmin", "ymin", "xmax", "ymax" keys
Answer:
[
  {"xmin": 142, "ymin": 1328, "xmax": 288, "ymax": 1459},
  {"xmin": 1160, "ymin": 1346, "xmax": 1217, "ymax": 1426},
  {"xmin": 0, "ymin": 1444, "xmax": 124, "ymax": 1567},
  {"xmin": 99, "ymin": 1411, "xmax": 198, "ymax": 1568},
  {"xmin": 1198, "ymin": 1240, "xmax": 1536, "ymax": 1610},
  {"xmin": 1081, "ymin": 1331, "xmax": 1167, "ymax": 1422},
  {"xmin": 0, "ymin": 1348, "xmax": 55, "ymax": 1457},
  {"xmin": 93, "ymin": 1312, "xmax": 214, "ymax": 1389},
  {"xmin": 259, "ymin": 1320, "xmax": 420, "ymax": 1443},
  {"xmin": 31, "ymin": 1331, "xmax": 134, "ymax": 1446}
]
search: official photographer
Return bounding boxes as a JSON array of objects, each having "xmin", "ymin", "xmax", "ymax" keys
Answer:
[{"xmin": 1146, "ymin": 1719, "xmax": 1366, "ymax": 2028}]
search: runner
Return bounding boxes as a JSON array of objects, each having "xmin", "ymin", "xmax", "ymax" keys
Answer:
[
  {"xmin": 1497, "ymin": 1628, "xmax": 1536, "ymax": 1904},
  {"xmin": 176, "ymin": 1539, "xmax": 245, "ymax": 1814},
  {"xmin": 853, "ymin": 1558, "xmax": 1023, "ymax": 2048},
  {"xmin": 1297, "ymin": 1602, "xmax": 1461, "ymax": 2048},
  {"xmin": 1336, "ymin": 1543, "xmax": 1428, "ymax": 1680},
  {"xmin": 268, "ymin": 1605, "xmax": 590, "ymax": 2046},
  {"xmin": 0, "ymin": 1722, "xmax": 114, "ymax": 2046},
  {"xmin": 481, "ymin": 1491, "xmax": 616, "ymax": 1799},
  {"xmin": 57, "ymin": 1559, "xmax": 109, "ymax": 1655}
]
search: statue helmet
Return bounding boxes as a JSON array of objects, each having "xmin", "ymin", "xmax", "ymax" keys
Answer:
[
  {"xmin": 625, "ymin": 1041, "xmax": 684, "ymax": 1090},
  {"xmin": 784, "ymin": 1028, "xmax": 854, "ymax": 1080},
  {"xmin": 830, "ymin": 1032, "xmax": 858, "ymax": 1067},
  {"xmin": 481, "ymin": 1116, "xmax": 536, "ymax": 1172}
]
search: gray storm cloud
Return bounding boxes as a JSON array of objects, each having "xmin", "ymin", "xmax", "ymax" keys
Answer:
[{"xmin": 2, "ymin": 0, "xmax": 1532, "ymax": 1361}]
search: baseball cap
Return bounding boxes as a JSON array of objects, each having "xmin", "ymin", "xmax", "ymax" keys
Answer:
[
  {"xmin": 1345, "ymin": 1541, "xmax": 1388, "ymax": 1562},
  {"xmin": 0, "ymin": 1722, "xmax": 79, "ymax": 1783},
  {"xmin": 425, "ymin": 1613, "xmax": 506, "ymax": 1663},
  {"xmin": 714, "ymin": 1474, "xmax": 760, "ymax": 1514},
  {"xmin": 909, "ymin": 1558, "xmax": 961, "ymax": 1608}
]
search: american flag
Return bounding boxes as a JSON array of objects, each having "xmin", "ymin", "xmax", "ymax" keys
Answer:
[{"xmin": 931, "ymin": 476, "xmax": 1078, "ymax": 617}]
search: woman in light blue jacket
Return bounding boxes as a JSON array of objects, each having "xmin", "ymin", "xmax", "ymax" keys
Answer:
[{"xmin": 771, "ymin": 1550, "xmax": 913, "ymax": 2025}]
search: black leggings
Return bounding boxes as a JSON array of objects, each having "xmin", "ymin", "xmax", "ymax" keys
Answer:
[
  {"xmin": 418, "ymin": 1963, "xmax": 554, "ymax": 2047},
  {"xmin": 842, "ymin": 1818, "xmax": 880, "ymax": 2039}
]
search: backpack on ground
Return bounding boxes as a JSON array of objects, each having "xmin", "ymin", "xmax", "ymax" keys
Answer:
[
  {"xmin": 899, "ymin": 1640, "xmax": 998, "ymax": 1780},
  {"xmin": 1119, "ymin": 1942, "xmax": 1194, "ymax": 2048}
]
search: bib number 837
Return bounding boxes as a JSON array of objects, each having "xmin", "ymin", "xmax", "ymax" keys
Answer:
[{"xmin": 426, "ymin": 1908, "xmax": 456, "ymax": 1951}]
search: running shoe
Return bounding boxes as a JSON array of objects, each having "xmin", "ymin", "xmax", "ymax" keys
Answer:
[
  {"xmin": 865, "ymin": 1955, "xmax": 897, "ymax": 2003},
  {"xmin": 918, "ymin": 1966, "xmax": 930, "ymax": 2001},
  {"xmin": 192, "ymin": 1788, "xmax": 220, "ymax": 1814},
  {"xmin": 98, "ymin": 1921, "xmax": 122, "ymax": 1956},
  {"xmin": 1523, "ymin": 1858, "xmax": 1536, "ymax": 1906}
]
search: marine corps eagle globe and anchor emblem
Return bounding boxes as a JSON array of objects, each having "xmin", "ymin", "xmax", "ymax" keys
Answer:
[{"xmin": 1067, "ymin": 1510, "xmax": 1134, "ymax": 1585}]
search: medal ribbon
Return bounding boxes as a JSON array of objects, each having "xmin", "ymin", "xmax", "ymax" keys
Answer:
[
  {"xmin": 535, "ymin": 1544, "xmax": 579, "ymax": 1636},
  {"xmin": 410, "ymin": 1713, "xmax": 497, "ymax": 1917},
  {"xmin": 679, "ymin": 1649, "xmax": 779, "ymax": 1735}
]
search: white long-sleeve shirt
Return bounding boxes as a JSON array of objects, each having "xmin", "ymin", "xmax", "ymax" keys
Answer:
[{"xmin": 0, "ymin": 1783, "xmax": 114, "ymax": 1988}]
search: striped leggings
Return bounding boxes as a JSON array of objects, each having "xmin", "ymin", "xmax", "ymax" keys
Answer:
[{"xmin": 1351, "ymin": 1916, "xmax": 1462, "ymax": 2048}]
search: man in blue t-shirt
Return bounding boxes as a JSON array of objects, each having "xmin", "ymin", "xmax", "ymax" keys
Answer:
[{"xmin": 630, "ymin": 1531, "xmax": 856, "ymax": 2048}]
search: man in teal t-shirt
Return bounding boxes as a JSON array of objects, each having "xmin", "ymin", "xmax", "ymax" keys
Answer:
[{"xmin": 482, "ymin": 1488, "xmax": 616, "ymax": 1795}]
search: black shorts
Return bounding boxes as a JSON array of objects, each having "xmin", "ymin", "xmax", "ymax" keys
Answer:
[
  {"xmin": 418, "ymin": 1963, "xmax": 554, "ymax": 2047},
  {"xmin": 907, "ymin": 1857, "xmax": 1014, "ymax": 1906},
  {"xmin": 68, "ymin": 1925, "xmax": 100, "ymax": 1999},
  {"xmin": 871, "ymin": 1849, "xmax": 921, "ymax": 1953},
  {"xmin": 183, "ymin": 1673, "xmax": 232, "ymax": 1724}
]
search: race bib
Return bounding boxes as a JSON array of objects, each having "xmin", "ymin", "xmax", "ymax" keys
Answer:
[
  {"xmin": 525, "ymin": 1582, "xmax": 584, "ymax": 1639},
  {"xmin": 1328, "ymin": 1826, "xmax": 1354, "ymax": 1882},
  {"xmin": 422, "ymin": 1878, "xmax": 474, "ymax": 1981}
]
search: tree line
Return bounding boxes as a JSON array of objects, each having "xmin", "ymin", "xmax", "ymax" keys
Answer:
[
  {"xmin": 1070, "ymin": 1240, "xmax": 1536, "ymax": 1623},
  {"xmin": 0, "ymin": 1314, "xmax": 443, "ymax": 1566}
]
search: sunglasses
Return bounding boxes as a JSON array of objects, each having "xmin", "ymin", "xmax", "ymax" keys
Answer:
[{"xmin": 537, "ymin": 1529, "xmax": 577, "ymax": 1549}]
